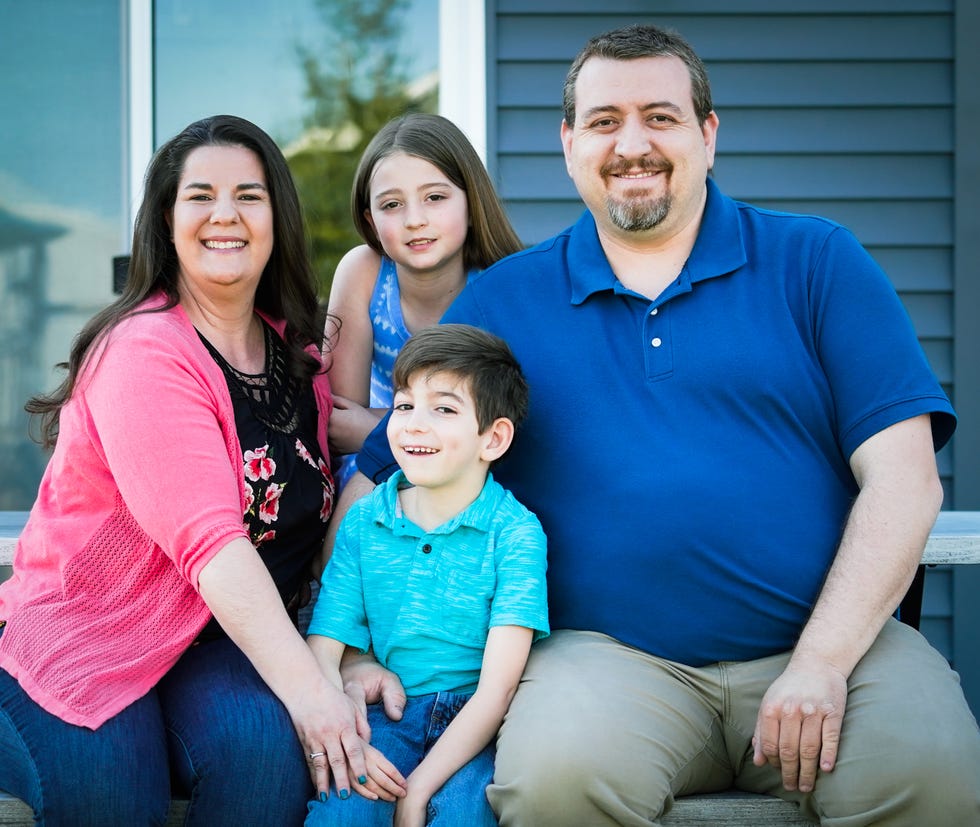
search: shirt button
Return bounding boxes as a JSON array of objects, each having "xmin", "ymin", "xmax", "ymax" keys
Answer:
[
  {"xmin": 422, "ymin": 544, "xmax": 432, "ymax": 554},
  {"xmin": 651, "ymin": 337, "xmax": 662, "ymax": 348},
  {"xmin": 650, "ymin": 308, "xmax": 659, "ymax": 315}
]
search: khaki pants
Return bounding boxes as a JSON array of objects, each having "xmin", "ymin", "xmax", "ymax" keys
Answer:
[{"xmin": 488, "ymin": 620, "xmax": 980, "ymax": 826}]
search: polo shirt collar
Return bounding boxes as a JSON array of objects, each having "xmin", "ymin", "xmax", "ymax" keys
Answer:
[
  {"xmin": 375, "ymin": 470, "xmax": 504, "ymax": 535},
  {"xmin": 567, "ymin": 177, "xmax": 747, "ymax": 305}
]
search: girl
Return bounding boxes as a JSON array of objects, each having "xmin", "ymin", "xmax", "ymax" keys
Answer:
[{"xmin": 327, "ymin": 114, "xmax": 522, "ymax": 480}]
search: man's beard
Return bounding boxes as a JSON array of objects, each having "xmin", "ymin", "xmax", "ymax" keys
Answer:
[{"xmin": 606, "ymin": 192, "xmax": 672, "ymax": 232}]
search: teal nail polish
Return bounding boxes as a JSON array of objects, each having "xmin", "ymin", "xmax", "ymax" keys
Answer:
[
  {"xmin": 358, "ymin": 775, "xmax": 367, "ymax": 784},
  {"xmin": 339, "ymin": 789, "xmax": 350, "ymax": 800},
  {"xmin": 319, "ymin": 792, "xmax": 327, "ymax": 803}
]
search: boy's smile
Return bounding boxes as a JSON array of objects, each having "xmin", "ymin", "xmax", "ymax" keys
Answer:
[
  {"xmin": 387, "ymin": 369, "xmax": 511, "ymax": 529},
  {"xmin": 388, "ymin": 371, "xmax": 490, "ymax": 492}
]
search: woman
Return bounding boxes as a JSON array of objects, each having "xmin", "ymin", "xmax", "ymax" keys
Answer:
[{"xmin": 0, "ymin": 116, "xmax": 389, "ymax": 825}]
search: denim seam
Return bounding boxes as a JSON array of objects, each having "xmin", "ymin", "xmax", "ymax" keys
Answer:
[{"xmin": 164, "ymin": 723, "xmax": 202, "ymax": 795}]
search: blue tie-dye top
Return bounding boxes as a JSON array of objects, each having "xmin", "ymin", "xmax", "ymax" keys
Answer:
[
  {"xmin": 368, "ymin": 256, "xmax": 477, "ymax": 406},
  {"xmin": 368, "ymin": 256, "xmax": 410, "ymax": 409}
]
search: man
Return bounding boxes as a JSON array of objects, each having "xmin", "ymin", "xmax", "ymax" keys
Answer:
[{"xmin": 335, "ymin": 23, "xmax": 980, "ymax": 826}]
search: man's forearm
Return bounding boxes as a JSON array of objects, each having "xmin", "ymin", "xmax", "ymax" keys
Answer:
[{"xmin": 792, "ymin": 415, "xmax": 942, "ymax": 677}]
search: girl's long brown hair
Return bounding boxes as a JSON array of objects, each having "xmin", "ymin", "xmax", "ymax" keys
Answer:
[{"xmin": 351, "ymin": 113, "xmax": 523, "ymax": 272}]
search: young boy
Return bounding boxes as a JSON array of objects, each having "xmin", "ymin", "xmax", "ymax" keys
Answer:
[{"xmin": 305, "ymin": 324, "xmax": 549, "ymax": 827}]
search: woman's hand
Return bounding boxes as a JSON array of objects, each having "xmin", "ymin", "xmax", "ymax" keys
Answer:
[{"xmin": 289, "ymin": 677, "xmax": 371, "ymax": 800}]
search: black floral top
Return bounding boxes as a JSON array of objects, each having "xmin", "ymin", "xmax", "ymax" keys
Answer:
[{"xmin": 196, "ymin": 320, "xmax": 334, "ymax": 640}]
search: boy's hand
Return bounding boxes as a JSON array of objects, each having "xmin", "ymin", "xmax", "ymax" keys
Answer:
[
  {"xmin": 350, "ymin": 739, "xmax": 408, "ymax": 803},
  {"xmin": 393, "ymin": 790, "xmax": 429, "ymax": 827}
]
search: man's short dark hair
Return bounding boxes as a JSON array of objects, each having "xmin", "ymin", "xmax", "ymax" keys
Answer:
[
  {"xmin": 563, "ymin": 24, "xmax": 714, "ymax": 126},
  {"xmin": 392, "ymin": 324, "xmax": 529, "ymax": 434}
]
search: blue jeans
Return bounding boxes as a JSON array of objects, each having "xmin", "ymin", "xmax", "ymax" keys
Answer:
[
  {"xmin": 0, "ymin": 631, "xmax": 312, "ymax": 826},
  {"xmin": 305, "ymin": 691, "xmax": 497, "ymax": 827}
]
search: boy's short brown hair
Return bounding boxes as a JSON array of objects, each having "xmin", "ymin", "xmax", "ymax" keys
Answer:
[{"xmin": 392, "ymin": 324, "xmax": 529, "ymax": 434}]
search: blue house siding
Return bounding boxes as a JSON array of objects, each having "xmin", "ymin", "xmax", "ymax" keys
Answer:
[
  {"xmin": 951, "ymin": 0, "xmax": 980, "ymax": 721},
  {"xmin": 488, "ymin": 0, "xmax": 978, "ymax": 713}
]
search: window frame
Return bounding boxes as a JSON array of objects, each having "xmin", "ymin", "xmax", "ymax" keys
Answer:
[{"xmin": 125, "ymin": 0, "xmax": 485, "ymax": 232}]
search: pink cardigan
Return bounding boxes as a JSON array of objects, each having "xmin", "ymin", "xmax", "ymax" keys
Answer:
[{"xmin": 0, "ymin": 296, "xmax": 333, "ymax": 728}]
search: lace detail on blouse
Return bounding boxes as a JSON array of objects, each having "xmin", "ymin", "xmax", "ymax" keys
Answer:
[{"xmin": 197, "ymin": 321, "xmax": 304, "ymax": 434}]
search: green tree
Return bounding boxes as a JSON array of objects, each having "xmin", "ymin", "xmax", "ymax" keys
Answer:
[{"xmin": 288, "ymin": 0, "xmax": 437, "ymax": 298}]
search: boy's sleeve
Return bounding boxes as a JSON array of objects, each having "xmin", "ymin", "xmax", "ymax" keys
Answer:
[
  {"xmin": 307, "ymin": 506, "xmax": 372, "ymax": 652},
  {"xmin": 489, "ymin": 509, "xmax": 550, "ymax": 640}
]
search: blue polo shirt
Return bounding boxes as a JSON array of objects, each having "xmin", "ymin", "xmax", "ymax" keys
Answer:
[
  {"xmin": 309, "ymin": 471, "xmax": 549, "ymax": 696},
  {"xmin": 359, "ymin": 178, "xmax": 955, "ymax": 666}
]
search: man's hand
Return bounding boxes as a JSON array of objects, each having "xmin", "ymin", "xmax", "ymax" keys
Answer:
[{"xmin": 752, "ymin": 660, "xmax": 847, "ymax": 793}]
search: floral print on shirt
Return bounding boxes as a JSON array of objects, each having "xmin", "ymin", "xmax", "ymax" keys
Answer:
[
  {"xmin": 295, "ymin": 437, "xmax": 336, "ymax": 524},
  {"xmin": 242, "ymin": 440, "xmax": 332, "ymax": 548}
]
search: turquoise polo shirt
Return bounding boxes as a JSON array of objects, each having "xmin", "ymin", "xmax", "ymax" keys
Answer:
[{"xmin": 309, "ymin": 471, "xmax": 549, "ymax": 696}]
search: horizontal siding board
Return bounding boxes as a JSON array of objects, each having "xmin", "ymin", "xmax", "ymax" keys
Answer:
[
  {"xmin": 868, "ymin": 248, "xmax": 953, "ymax": 291},
  {"xmin": 898, "ymin": 293, "xmax": 953, "ymax": 338},
  {"xmin": 716, "ymin": 108, "xmax": 953, "ymax": 153},
  {"xmin": 712, "ymin": 155, "xmax": 952, "ymax": 200},
  {"xmin": 746, "ymin": 201, "xmax": 951, "ymax": 245},
  {"xmin": 495, "ymin": 63, "xmax": 577, "ymax": 107},
  {"xmin": 680, "ymin": 17, "xmax": 951, "ymax": 61},
  {"xmin": 497, "ymin": 111, "xmax": 562, "ymax": 153},
  {"xmin": 507, "ymin": 201, "xmax": 589, "ymax": 244},
  {"xmin": 498, "ymin": 155, "xmax": 577, "ymax": 199},
  {"xmin": 497, "ymin": 0, "xmax": 951, "ymax": 13},
  {"xmin": 497, "ymin": 107, "xmax": 954, "ymax": 154},
  {"xmin": 497, "ymin": 62, "xmax": 953, "ymax": 108},
  {"xmin": 709, "ymin": 63, "xmax": 953, "ymax": 106},
  {"xmin": 917, "ymin": 340, "xmax": 952, "ymax": 384},
  {"xmin": 497, "ymin": 15, "xmax": 951, "ymax": 60}
]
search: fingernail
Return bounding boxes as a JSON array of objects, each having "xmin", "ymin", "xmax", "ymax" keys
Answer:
[
  {"xmin": 319, "ymin": 792, "xmax": 328, "ymax": 803},
  {"xmin": 358, "ymin": 775, "xmax": 367, "ymax": 784},
  {"xmin": 339, "ymin": 789, "xmax": 350, "ymax": 800}
]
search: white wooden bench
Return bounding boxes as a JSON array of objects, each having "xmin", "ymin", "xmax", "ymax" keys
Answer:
[{"xmin": 1, "ymin": 511, "xmax": 978, "ymax": 825}]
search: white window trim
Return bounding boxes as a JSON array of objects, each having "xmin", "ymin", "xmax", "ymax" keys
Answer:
[
  {"xmin": 127, "ymin": 0, "xmax": 153, "ymax": 235},
  {"xmin": 439, "ymin": 0, "xmax": 487, "ymax": 162}
]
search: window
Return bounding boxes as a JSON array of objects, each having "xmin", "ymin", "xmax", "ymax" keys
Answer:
[
  {"xmin": 0, "ymin": 0, "xmax": 125, "ymax": 508},
  {"xmin": 0, "ymin": 0, "xmax": 466, "ymax": 509},
  {"xmin": 154, "ymin": 0, "xmax": 440, "ymax": 293}
]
